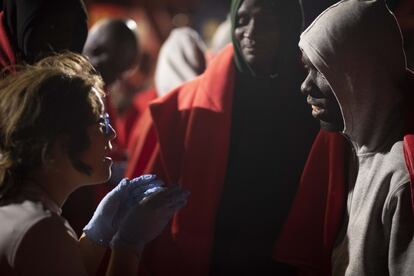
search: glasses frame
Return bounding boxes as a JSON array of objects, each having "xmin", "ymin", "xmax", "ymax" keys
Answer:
[{"xmin": 101, "ymin": 112, "xmax": 111, "ymax": 135}]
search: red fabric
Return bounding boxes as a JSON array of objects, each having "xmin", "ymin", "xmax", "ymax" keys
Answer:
[
  {"xmin": 405, "ymin": 135, "xmax": 414, "ymax": 212},
  {"xmin": 273, "ymin": 130, "xmax": 347, "ymax": 276},
  {"xmin": 403, "ymin": 70, "xmax": 414, "ymax": 215},
  {"xmin": 126, "ymin": 108, "xmax": 160, "ymax": 180},
  {"xmin": 126, "ymin": 88, "xmax": 157, "ymax": 154},
  {"xmin": 107, "ymin": 88, "xmax": 157, "ymax": 158},
  {"xmin": 0, "ymin": 11, "xmax": 16, "ymax": 71},
  {"xmin": 274, "ymin": 71, "xmax": 414, "ymax": 275},
  {"xmin": 126, "ymin": 45, "xmax": 236, "ymax": 275}
]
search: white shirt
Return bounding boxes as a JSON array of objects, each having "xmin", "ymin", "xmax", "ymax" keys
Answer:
[{"xmin": 0, "ymin": 185, "xmax": 88, "ymax": 275}]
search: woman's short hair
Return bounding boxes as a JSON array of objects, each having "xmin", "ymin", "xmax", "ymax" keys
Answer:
[{"xmin": 0, "ymin": 52, "xmax": 105, "ymax": 200}]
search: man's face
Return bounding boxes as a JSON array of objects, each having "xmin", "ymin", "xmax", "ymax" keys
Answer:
[
  {"xmin": 234, "ymin": 0, "xmax": 281, "ymax": 74},
  {"xmin": 83, "ymin": 28, "xmax": 138, "ymax": 86},
  {"xmin": 301, "ymin": 52, "xmax": 344, "ymax": 132}
]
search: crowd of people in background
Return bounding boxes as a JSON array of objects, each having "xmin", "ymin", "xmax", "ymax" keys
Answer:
[{"xmin": 0, "ymin": 0, "xmax": 413, "ymax": 275}]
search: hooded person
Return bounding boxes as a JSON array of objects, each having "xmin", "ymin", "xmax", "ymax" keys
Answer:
[
  {"xmin": 126, "ymin": 0, "xmax": 318, "ymax": 275},
  {"xmin": 274, "ymin": 0, "xmax": 414, "ymax": 275},
  {"xmin": 0, "ymin": 0, "xmax": 88, "ymax": 69},
  {"xmin": 154, "ymin": 27, "xmax": 207, "ymax": 97}
]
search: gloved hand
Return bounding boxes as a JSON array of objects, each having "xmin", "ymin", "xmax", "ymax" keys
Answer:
[
  {"xmin": 83, "ymin": 175, "xmax": 164, "ymax": 246},
  {"xmin": 110, "ymin": 186, "xmax": 190, "ymax": 254}
]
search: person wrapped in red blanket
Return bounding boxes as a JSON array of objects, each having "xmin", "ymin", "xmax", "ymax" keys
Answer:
[{"xmin": 126, "ymin": 0, "xmax": 320, "ymax": 275}]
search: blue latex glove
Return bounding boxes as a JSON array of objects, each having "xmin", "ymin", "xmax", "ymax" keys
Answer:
[
  {"xmin": 110, "ymin": 186, "xmax": 189, "ymax": 254},
  {"xmin": 83, "ymin": 175, "xmax": 164, "ymax": 246}
]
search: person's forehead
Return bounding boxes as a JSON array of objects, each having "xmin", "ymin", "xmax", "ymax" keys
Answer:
[
  {"xmin": 238, "ymin": 0, "xmax": 276, "ymax": 14},
  {"xmin": 301, "ymin": 52, "xmax": 313, "ymax": 66}
]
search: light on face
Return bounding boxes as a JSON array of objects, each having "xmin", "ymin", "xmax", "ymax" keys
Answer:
[{"xmin": 126, "ymin": 19, "xmax": 137, "ymax": 31}]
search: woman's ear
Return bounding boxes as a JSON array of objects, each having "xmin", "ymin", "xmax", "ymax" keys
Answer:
[
  {"xmin": 56, "ymin": 134, "xmax": 70, "ymax": 151},
  {"xmin": 46, "ymin": 134, "xmax": 70, "ymax": 166}
]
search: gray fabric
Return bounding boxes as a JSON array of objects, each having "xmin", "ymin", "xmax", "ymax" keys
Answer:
[
  {"xmin": 332, "ymin": 141, "xmax": 413, "ymax": 276},
  {"xmin": 154, "ymin": 27, "xmax": 207, "ymax": 97},
  {"xmin": 299, "ymin": 0, "xmax": 407, "ymax": 154},
  {"xmin": 299, "ymin": 0, "xmax": 414, "ymax": 275},
  {"xmin": 0, "ymin": 200, "xmax": 51, "ymax": 268},
  {"xmin": 210, "ymin": 15, "xmax": 231, "ymax": 54},
  {"xmin": 0, "ymin": 185, "xmax": 76, "ymax": 272}
]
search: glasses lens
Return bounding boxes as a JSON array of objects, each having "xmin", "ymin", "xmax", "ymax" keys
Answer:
[{"xmin": 103, "ymin": 113, "xmax": 111, "ymax": 135}]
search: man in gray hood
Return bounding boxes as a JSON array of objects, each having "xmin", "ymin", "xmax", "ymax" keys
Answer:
[{"xmin": 299, "ymin": 0, "xmax": 414, "ymax": 275}]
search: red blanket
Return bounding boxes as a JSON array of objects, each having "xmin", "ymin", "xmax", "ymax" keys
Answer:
[
  {"xmin": 127, "ymin": 45, "xmax": 237, "ymax": 275},
  {"xmin": 0, "ymin": 11, "xmax": 16, "ymax": 71}
]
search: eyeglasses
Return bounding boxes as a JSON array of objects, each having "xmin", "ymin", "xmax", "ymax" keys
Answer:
[{"xmin": 98, "ymin": 113, "xmax": 112, "ymax": 135}]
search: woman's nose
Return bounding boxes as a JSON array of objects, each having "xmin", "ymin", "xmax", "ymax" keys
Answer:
[{"xmin": 107, "ymin": 124, "xmax": 117, "ymax": 141}]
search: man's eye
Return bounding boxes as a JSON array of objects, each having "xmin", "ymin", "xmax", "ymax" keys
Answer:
[
  {"xmin": 237, "ymin": 16, "xmax": 248, "ymax": 26},
  {"xmin": 317, "ymin": 71, "xmax": 327, "ymax": 80}
]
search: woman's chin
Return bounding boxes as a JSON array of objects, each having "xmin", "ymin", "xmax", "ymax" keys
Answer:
[
  {"xmin": 87, "ymin": 162, "xmax": 113, "ymax": 185},
  {"xmin": 88, "ymin": 172, "xmax": 112, "ymax": 186}
]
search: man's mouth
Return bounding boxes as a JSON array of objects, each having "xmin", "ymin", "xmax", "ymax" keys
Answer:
[
  {"xmin": 243, "ymin": 45, "xmax": 256, "ymax": 52},
  {"xmin": 242, "ymin": 39, "xmax": 257, "ymax": 49},
  {"xmin": 312, "ymin": 105, "xmax": 321, "ymax": 113},
  {"xmin": 307, "ymin": 96, "xmax": 327, "ymax": 118},
  {"xmin": 311, "ymin": 105, "xmax": 326, "ymax": 118}
]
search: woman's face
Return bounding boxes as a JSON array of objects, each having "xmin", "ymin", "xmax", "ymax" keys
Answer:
[
  {"xmin": 78, "ymin": 94, "xmax": 116, "ymax": 185},
  {"xmin": 234, "ymin": 0, "xmax": 282, "ymax": 74}
]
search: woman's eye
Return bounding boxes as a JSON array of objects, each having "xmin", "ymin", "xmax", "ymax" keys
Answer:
[{"xmin": 97, "ymin": 119, "xmax": 106, "ymax": 131}]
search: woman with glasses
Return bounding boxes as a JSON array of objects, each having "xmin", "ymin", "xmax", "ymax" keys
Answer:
[{"xmin": 0, "ymin": 53, "xmax": 189, "ymax": 275}]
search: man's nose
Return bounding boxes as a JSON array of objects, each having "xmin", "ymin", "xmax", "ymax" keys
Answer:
[
  {"xmin": 243, "ymin": 19, "xmax": 256, "ymax": 39},
  {"xmin": 301, "ymin": 77, "xmax": 312, "ymax": 96}
]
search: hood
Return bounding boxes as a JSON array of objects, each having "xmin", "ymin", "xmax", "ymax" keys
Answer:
[
  {"xmin": 3, "ymin": 0, "xmax": 88, "ymax": 63},
  {"xmin": 154, "ymin": 27, "xmax": 207, "ymax": 97},
  {"xmin": 299, "ymin": 0, "xmax": 408, "ymax": 153}
]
